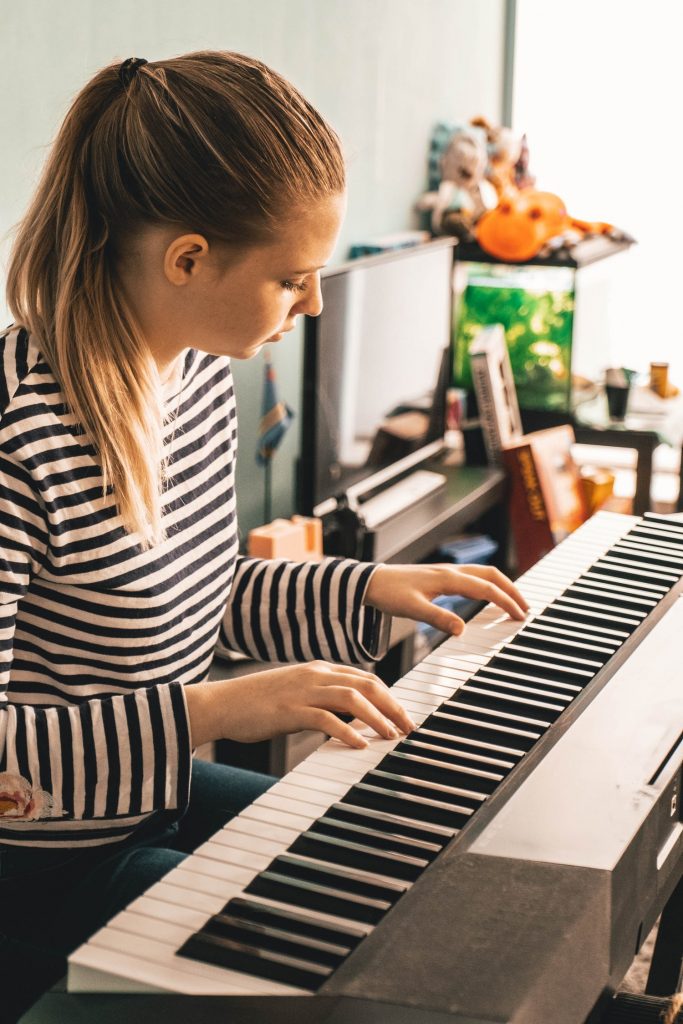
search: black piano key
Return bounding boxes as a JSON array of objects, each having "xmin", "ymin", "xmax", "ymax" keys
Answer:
[
  {"xmin": 201, "ymin": 913, "xmax": 349, "ymax": 967},
  {"xmin": 560, "ymin": 586, "xmax": 651, "ymax": 614},
  {"xmin": 464, "ymin": 679, "xmax": 571, "ymax": 713},
  {"xmin": 580, "ymin": 570, "xmax": 666, "ymax": 597},
  {"xmin": 465, "ymin": 662, "xmax": 582, "ymax": 693},
  {"xmin": 400, "ymin": 734, "xmax": 516, "ymax": 770},
  {"xmin": 548, "ymin": 599, "xmax": 643, "ymax": 628},
  {"xmin": 288, "ymin": 830, "xmax": 426, "ymax": 882},
  {"xmin": 616, "ymin": 539, "xmax": 683, "ymax": 567},
  {"xmin": 469, "ymin": 676, "xmax": 576, "ymax": 707},
  {"xmin": 439, "ymin": 700, "xmax": 549, "ymax": 733},
  {"xmin": 246, "ymin": 871, "xmax": 390, "ymax": 925},
  {"xmin": 529, "ymin": 615, "xmax": 623, "ymax": 645},
  {"xmin": 313, "ymin": 813, "xmax": 443, "ymax": 860},
  {"xmin": 512, "ymin": 629, "xmax": 613, "ymax": 660},
  {"xmin": 450, "ymin": 689, "xmax": 561, "ymax": 726},
  {"xmin": 632, "ymin": 525, "xmax": 683, "ymax": 546},
  {"xmin": 642, "ymin": 512, "xmax": 683, "ymax": 533},
  {"xmin": 271, "ymin": 853, "xmax": 408, "ymax": 900},
  {"xmin": 597, "ymin": 553, "xmax": 680, "ymax": 583},
  {"xmin": 484, "ymin": 652, "xmax": 593, "ymax": 681},
  {"xmin": 392, "ymin": 742, "xmax": 506, "ymax": 782},
  {"xmin": 542, "ymin": 604, "xmax": 637, "ymax": 633},
  {"xmin": 492, "ymin": 643, "xmax": 601, "ymax": 672},
  {"xmin": 423, "ymin": 710, "xmax": 537, "ymax": 753},
  {"xmin": 590, "ymin": 559, "xmax": 672, "ymax": 591},
  {"xmin": 378, "ymin": 750, "xmax": 500, "ymax": 794},
  {"xmin": 179, "ymin": 930, "xmax": 331, "ymax": 990},
  {"xmin": 364, "ymin": 768, "xmax": 484, "ymax": 811},
  {"xmin": 222, "ymin": 895, "xmax": 366, "ymax": 948},
  {"xmin": 612, "ymin": 541, "xmax": 683, "ymax": 570},
  {"xmin": 342, "ymin": 781, "xmax": 470, "ymax": 829},
  {"xmin": 325, "ymin": 801, "xmax": 454, "ymax": 846},
  {"xmin": 565, "ymin": 584, "xmax": 657, "ymax": 611}
]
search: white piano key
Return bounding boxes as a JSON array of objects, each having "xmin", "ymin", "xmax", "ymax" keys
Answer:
[
  {"xmin": 166, "ymin": 866, "xmax": 245, "ymax": 900},
  {"xmin": 194, "ymin": 835, "xmax": 274, "ymax": 868},
  {"xmin": 202, "ymin": 831, "xmax": 283, "ymax": 859},
  {"xmin": 142, "ymin": 880, "xmax": 227, "ymax": 916},
  {"xmin": 109, "ymin": 908, "xmax": 193, "ymax": 948},
  {"xmin": 219, "ymin": 817, "xmax": 300, "ymax": 848},
  {"xmin": 69, "ymin": 942, "xmax": 279, "ymax": 996},
  {"xmin": 258, "ymin": 783, "xmax": 334, "ymax": 811},
  {"xmin": 128, "ymin": 895, "xmax": 210, "ymax": 931},
  {"xmin": 408, "ymin": 662, "xmax": 469, "ymax": 683},
  {"xmin": 397, "ymin": 676, "xmax": 455, "ymax": 699},
  {"xmin": 390, "ymin": 685, "xmax": 446, "ymax": 709},
  {"xmin": 294, "ymin": 759, "xmax": 373, "ymax": 785},
  {"xmin": 241, "ymin": 802, "xmax": 319, "ymax": 834},
  {"xmin": 85, "ymin": 927, "xmax": 302, "ymax": 995},
  {"xmin": 181, "ymin": 851, "xmax": 262, "ymax": 884}
]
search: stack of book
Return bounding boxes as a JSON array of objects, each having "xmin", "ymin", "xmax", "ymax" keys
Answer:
[{"xmin": 469, "ymin": 323, "xmax": 589, "ymax": 573}]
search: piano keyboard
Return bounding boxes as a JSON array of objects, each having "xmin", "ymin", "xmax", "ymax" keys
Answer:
[{"xmin": 68, "ymin": 510, "xmax": 683, "ymax": 998}]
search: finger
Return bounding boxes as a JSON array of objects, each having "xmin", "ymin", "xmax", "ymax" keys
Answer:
[
  {"xmin": 316, "ymin": 685, "xmax": 400, "ymax": 740},
  {"xmin": 438, "ymin": 569, "xmax": 527, "ymax": 621},
  {"xmin": 303, "ymin": 707, "xmax": 369, "ymax": 749},
  {"xmin": 353, "ymin": 676, "xmax": 417, "ymax": 734},
  {"xmin": 315, "ymin": 667, "xmax": 417, "ymax": 734},
  {"xmin": 458, "ymin": 564, "xmax": 530, "ymax": 614},
  {"xmin": 410, "ymin": 595, "xmax": 467, "ymax": 637}
]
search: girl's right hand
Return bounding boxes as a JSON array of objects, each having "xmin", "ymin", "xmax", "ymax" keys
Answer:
[{"xmin": 184, "ymin": 661, "xmax": 416, "ymax": 750}]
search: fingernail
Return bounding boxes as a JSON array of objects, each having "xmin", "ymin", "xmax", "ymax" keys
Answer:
[{"xmin": 387, "ymin": 726, "xmax": 399, "ymax": 739}]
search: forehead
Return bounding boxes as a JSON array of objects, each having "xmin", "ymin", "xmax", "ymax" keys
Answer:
[{"xmin": 262, "ymin": 193, "xmax": 346, "ymax": 271}]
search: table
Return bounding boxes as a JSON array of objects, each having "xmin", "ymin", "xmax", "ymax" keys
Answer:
[{"xmin": 571, "ymin": 386, "xmax": 683, "ymax": 515}]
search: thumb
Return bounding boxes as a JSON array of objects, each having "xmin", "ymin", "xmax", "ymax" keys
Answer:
[{"xmin": 414, "ymin": 597, "xmax": 466, "ymax": 637}]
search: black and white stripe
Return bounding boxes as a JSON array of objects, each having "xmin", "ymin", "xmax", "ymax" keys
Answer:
[{"xmin": 0, "ymin": 327, "xmax": 386, "ymax": 849}]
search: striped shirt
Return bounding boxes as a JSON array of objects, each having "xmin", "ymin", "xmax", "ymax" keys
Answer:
[{"xmin": 0, "ymin": 326, "xmax": 387, "ymax": 849}]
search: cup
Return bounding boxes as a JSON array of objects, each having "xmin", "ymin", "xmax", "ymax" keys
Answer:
[
  {"xmin": 650, "ymin": 362, "xmax": 669, "ymax": 397},
  {"xmin": 604, "ymin": 367, "xmax": 631, "ymax": 420}
]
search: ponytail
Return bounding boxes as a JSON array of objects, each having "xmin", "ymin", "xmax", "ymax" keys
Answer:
[{"xmin": 6, "ymin": 52, "xmax": 345, "ymax": 543}]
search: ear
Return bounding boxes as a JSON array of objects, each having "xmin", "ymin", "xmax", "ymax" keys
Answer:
[{"xmin": 163, "ymin": 233, "xmax": 210, "ymax": 285}]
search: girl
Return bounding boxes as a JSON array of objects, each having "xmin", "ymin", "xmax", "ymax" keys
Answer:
[{"xmin": 0, "ymin": 51, "xmax": 527, "ymax": 1013}]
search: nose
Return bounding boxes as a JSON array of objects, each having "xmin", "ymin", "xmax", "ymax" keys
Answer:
[{"xmin": 293, "ymin": 272, "xmax": 323, "ymax": 317}]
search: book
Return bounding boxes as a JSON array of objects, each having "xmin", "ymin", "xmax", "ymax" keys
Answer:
[
  {"xmin": 469, "ymin": 324, "xmax": 523, "ymax": 465},
  {"xmin": 503, "ymin": 425, "xmax": 589, "ymax": 573}
]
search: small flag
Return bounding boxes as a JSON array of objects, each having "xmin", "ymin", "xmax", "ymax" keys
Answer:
[{"xmin": 256, "ymin": 349, "xmax": 294, "ymax": 466}]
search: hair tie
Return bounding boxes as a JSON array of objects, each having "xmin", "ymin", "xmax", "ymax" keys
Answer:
[{"xmin": 119, "ymin": 57, "xmax": 148, "ymax": 87}]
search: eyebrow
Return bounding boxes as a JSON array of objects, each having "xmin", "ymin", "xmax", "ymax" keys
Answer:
[{"xmin": 288, "ymin": 265, "xmax": 326, "ymax": 275}]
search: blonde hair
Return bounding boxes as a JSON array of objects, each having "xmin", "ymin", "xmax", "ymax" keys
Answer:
[{"xmin": 6, "ymin": 51, "xmax": 345, "ymax": 543}]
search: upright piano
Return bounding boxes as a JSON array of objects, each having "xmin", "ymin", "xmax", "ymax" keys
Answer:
[{"xmin": 67, "ymin": 511, "xmax": 683, "ymax": 1024}]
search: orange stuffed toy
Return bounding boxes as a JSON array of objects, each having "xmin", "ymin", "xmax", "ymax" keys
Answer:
[{"xmin": 475, "ymin": 189, "xmax": 629, "ymax": 263}]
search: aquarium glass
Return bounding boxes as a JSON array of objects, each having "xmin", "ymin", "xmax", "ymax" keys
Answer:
[{"xmin": 453, "ymin": 263, "xmax": 575, "ymax": 411}]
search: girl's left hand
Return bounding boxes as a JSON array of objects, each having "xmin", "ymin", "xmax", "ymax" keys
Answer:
[{"xmin": 363, "ymin": 563, "xmax": 529, "ymax": 637}]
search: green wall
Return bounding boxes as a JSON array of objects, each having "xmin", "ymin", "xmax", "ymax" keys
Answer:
[{"xmin": 0, "ymin": 0, "xmax": 506, "ymax": 541}]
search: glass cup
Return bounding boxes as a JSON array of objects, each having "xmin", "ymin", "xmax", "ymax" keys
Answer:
[{"xmin": 604, "ymin": 367, "xmax": 633, "ymax": 420}]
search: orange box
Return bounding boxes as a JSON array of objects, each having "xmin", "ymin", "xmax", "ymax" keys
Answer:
[{"xmin": 248, "ymin": 516, "xmax": 323, "ymax": 560}]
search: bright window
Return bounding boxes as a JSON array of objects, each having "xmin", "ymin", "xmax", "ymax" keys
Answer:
[{"xmin": 513, "ymin": 0, "xmax": 683, "ymax": 380}]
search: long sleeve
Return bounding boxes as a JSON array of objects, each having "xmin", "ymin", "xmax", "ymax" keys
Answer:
[
  {"xmin": 218, "ymin": 555, "xmax": 392, "ymax": 665},
  {"xmin": 0, "ymin": 450, "xmax": 192, "ymax": 834}
]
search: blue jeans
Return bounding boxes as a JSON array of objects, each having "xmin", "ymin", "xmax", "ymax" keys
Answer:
[{"xmin": 0, "ymin": 759, "xmax": 275, "ymax": 1019}]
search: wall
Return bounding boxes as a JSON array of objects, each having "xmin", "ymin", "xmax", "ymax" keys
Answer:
[{"xmin": 0, "ymin": 0, "xmax": 506, "ymax": 539}]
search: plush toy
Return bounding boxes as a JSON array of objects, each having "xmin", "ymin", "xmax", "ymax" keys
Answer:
[
  {"xmin": 514, "ymin": 133, "xmax": 536, "ymax": 190},
  {"xmin": 470, "ymin": 116, "xmax": 523, "ymax": 197},
  {"xmin": 417, "ymin": 125, "xmax": 497, "ymax": 240},
  {"xmin": 475, "ymin": 189, "xmax": 631, "ymax": 263}
]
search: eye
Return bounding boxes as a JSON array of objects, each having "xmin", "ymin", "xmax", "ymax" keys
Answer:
[{"xmin": 281, "ymin": 279, "xmax": 308, "ymax": 293}]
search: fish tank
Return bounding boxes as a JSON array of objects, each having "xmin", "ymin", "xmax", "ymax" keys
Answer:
[{"xmin": 453, "ymin": 262, "xmax": 576, "ymax": 413}]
